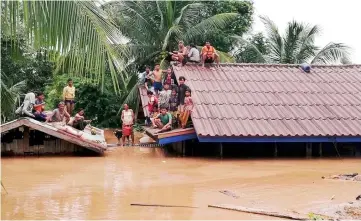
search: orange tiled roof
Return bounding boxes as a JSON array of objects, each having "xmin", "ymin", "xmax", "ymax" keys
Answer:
[{"xmin": 173, "ymin": 63, "xmax": 361, "ymax": 137}]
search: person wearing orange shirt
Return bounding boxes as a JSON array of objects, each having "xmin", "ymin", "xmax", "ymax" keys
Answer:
[{"xmin": 201, "ymin": 41, "xmax": 220, "ymax": 68}]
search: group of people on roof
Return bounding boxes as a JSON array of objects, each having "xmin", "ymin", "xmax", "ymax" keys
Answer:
[
  {"xmin": 15, "ymin": 79, "xmax": 91, "ymax": 132},
  {"xmin": 166, "ymin": 41, "xmax": 220, "ymax": 68},
  {"xmin": 138, "ymin": 41, "xmax": 220, "ymax": 133}
]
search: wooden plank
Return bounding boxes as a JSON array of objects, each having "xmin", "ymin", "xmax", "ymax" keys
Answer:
[
  {"xmin": 0, "ymin": 119, "xmax": 26, "ymax": 133},
  {"xmin": 208, "ymin": 204, "xmax": 308, "ymax": 220},
  {"xmin": 23, "ymin": 127, "xmax": 30, "ymax": 152}
]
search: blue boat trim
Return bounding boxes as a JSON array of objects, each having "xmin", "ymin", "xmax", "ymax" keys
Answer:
[
  {"xmin": 197, "ymin": 136, "xmax": 361, "ymax": 143},
  {"xmin": 158, "ymin": 133, "xmax": 198, "ymax": 145}
]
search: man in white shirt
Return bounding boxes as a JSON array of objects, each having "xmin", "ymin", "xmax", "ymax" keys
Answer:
[{"xmin": 187, "ymin": 43, "xmax": 200, "ymax": 63}]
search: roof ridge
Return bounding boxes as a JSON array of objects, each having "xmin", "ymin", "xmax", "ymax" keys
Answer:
[{"xmin": 173, "ymin": 63, "xmax": 361, "ymax": 68}]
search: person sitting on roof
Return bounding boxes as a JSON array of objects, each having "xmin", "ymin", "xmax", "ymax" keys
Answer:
[
  {"xmin": 179, "ymin": 88, "xmax": 193, "ymax": 129},
  {"xmin": 15, "ymin": 92, "xmax": 36, "ymax": 118},
  {"xmin": 170, "ymin": 40, "xmax": 188, "ymax": 66},
  {"xmin": 153, "ymin": 106, "xmax": 172, "ymax": 133},
  {"xmin": 187, "ymin": 43, "xmax": 200, "ymax": 63},
  {"xmin": 46, "ymin": 102, "xmax": 70, "ymax": 124},
  {"xmin": 149, "ymin": 104, "xmax": 159, "ymax": 126},
  {"xmin": 169, "ymin": 89, "xmax": 180, "ymax": 128},
  {"xmin": 69, "ymin": 108, "xmax": 92, "ymax": 131},
  {"xmin": 201, "ymin": 41, "xmax": 220, "ymax": 68},
  {"xmin": 32, "ymin": 92, "xmax": 47, "ymax": 122},
  {"xmin": 163, "ymin": 67, "xmax": 178, "ymax": 90}
]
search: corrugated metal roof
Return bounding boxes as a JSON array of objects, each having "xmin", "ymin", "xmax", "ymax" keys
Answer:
[{"xmin": 173, "ymin": 64, "xmax": 361, "ymax": 137}]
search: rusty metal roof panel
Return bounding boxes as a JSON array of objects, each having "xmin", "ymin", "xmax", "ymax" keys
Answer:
[{"xmin": 172, "ymin": 64, "xmax": 361, "ymax": 137}]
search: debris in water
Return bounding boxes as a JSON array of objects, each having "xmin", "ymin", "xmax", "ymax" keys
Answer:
[
  {"xmin": 219, "ymin": 190, "xmax": 240, "ymax": 199},
  {"xmin": 323, "ymin": 173, "xmax": 360, "ymax": 181},
  {"xmin": 331, "ymin": 195, "xmax": 335, "ymax": 200},
  {"xmin": 356, "ymin": 195, "xmax": 361, "ymax": 201},
  {"xmin": 130, "ymin": 203, "xmax": 197, "ymax": 208},
  {"xmin": 208, "ymin": 204, "xmax": 308, "ymax": 220}
]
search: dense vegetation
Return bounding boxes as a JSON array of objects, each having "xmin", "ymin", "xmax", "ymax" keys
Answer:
[{"xmin": 1, "ymin": 0, "xmax": 352, "ymax": 127}]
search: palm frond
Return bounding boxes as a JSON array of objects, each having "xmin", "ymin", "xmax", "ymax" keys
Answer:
[
  {"xmin": 259, "ymin": 16, "xmax": 283, "ymax": 63},
  {"xmin": 3, "ymin": 1, "xmax": 129, "ymax": 92},
  {"xmin": 311, "ymin": 42, "xmax": 351, "ymax": 64},
  {"xmin": 231, "ymin": 35, "xmax": 268, "ymax": 63},
  {"xmin": 183, "ymin": 13, "xmax": 239, "ymax": 43}
]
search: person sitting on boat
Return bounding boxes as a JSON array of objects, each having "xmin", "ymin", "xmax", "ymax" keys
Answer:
[
  {"xmin": 153, "ymin": 106, "xmax": 172, "ymax": 133},
  {"xmin": 15, "ymin": 92, "xmax": 36, "ymax": 118},
  {"xmin": 201, "ymin": 41, "xmax": 220, "ymax": 68},
  {"xmin": 121, "ymin": 104, "xmax": 135, "ymax": 146},
  {"xmin": 32, "ymin": 92, "xmax": 47, "ymax": 122},
  {"xmin": 46, "ymin": 102, "xmax": 70, "ymax": 124},
  {"xmin": 69, "ymin": 108, "xmax": 91, "ymax": 131}
]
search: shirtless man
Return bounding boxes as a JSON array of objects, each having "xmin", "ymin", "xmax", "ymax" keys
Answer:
[
  {"xmin": 152, "ymin": 64, "xmax": 167, "ymax": 96},
  {"xmin": 171, "ymin": 41, "xmax": 187, "ymax": 66}
]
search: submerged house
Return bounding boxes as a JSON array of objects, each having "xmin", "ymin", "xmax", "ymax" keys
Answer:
[
  {"xmin": 1, "ymin": 117, "xmax": 107, "ymax": 156},
  {"xmin": 139, "ymin": 63, "xmax": 361, "ymax": 157}
]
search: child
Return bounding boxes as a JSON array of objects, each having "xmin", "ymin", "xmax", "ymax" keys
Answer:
[
  {"xmin": 149, "ymin": 105, "xmax": 160, "ymax": 127},
  {"xmin": 169, "ymin": 89, "xmax": 179, "ymax": 128},
  {"xmin": 179, "ymin": 89, "xmax": 193, "ymax": 129},
  {"xmin": 163, "ymin": 68, "xmax": 178, "ymax": 90},
  {"xmin": 154, "ymin": 107, "xmax": 172, "ymax": 133},
  {"xmin": 158, "ymin": 83, "xmax": 172, "ymax": 108}
]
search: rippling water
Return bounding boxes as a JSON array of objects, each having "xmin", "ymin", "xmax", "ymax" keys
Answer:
[{"xmin": 1, "ymin": 147, "xmax": 360, "ymax": 220}]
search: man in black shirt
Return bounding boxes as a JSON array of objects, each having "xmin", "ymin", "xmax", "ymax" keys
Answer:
[{"xmin": 176, "ymin": 76, "xmax": 190, "ymax": 113}]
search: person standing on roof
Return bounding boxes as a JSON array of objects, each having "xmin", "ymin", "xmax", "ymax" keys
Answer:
[
  {"xmin": 153, "ymin": 64, "xmax": 167, "ymax": 96},
  {"xmin": 188, "ymin": 43, "xmax": 200, "ymax": 63},
  {"xmin": 142, "ymin": 66, "xmax": 155, "ymax": 93},
  {"xmin": 179, "ymin": 88, "xmax": 193, "ymax": 128},
  {"xmin": 63, "ymin": 78, "xmax": 75, "ymax": 115},
  {"xmin": 163, "ymin": 67, "xmax": 178, "ymax": 90},
  {"xmin": 176, "ymin": 76, "xmax": 190, "ymax": 114},
  {"xmin": 158, "ymin": 83, "xmax": 172, "ymax": 109},
  {"xmin": 201, "ymin": 41, "xmax": 220, "ymax": 68}
]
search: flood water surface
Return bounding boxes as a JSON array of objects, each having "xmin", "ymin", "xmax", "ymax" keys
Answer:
[{"xmin": 1, "ymin": 147, "xmax": 360, "ymax": 220}]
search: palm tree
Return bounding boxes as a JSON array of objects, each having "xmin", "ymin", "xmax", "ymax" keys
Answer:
[
  {"xmin": 1, "ymin": 73, "xmax": 26, "ymax": 123},
  {"xmin": 105, "ymin": 0, "xmax": 238, "ymax": 66},
  {"xmin": 239, "ymin": 16, "xmax": 351, "ymax": 64},
  {"xmin": 2, "ymin": 1, "xmax": 130, "ymax": 93}
]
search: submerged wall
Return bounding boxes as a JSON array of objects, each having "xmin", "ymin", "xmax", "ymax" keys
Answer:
[
  {"xmin": 1, "ymin": 128, "xmax": 98, "ymax": 156},
  {"xmin": 168, "ymin": 139, "xmax": 361, "ymax": 158}
]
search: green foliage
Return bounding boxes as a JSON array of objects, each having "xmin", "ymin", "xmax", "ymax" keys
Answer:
[
  {"xmin": 235, "ymin": 32, "xmax": 270, "ymax": 63},
  {"xmin": 195, "ymin": 0, "xmax": 254, "ymax": 52},
  {"xmin": 1, "ymin": 37, "xmax": 54, "ymax": 93},
  {"xmin": 2, "ymin": 1, "xmax": 129, "ymax": 92}
]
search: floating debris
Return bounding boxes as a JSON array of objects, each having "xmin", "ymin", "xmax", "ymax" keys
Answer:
[
  {"xmin": 323, "ymin": 173, "xmax": 360, "ymax": 181},
  {"xmin": 219, "ymin": 190, "xmax": 240, "ymax": 199}
]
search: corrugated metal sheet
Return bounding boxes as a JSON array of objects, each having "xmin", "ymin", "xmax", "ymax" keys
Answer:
[
  {"xmin": 173, "ymin": 64, "xmax": 361, "ymax": 137},
  {"xmin": 138, "ymin": 85, "xmax": 150, "ymax": 117}
]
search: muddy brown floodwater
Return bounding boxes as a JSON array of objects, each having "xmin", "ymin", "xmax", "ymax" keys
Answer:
[{"xmin": 1, "ymin": 147, "xmax": 360, "ymax": 220}]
